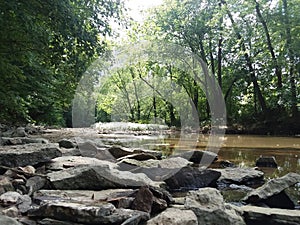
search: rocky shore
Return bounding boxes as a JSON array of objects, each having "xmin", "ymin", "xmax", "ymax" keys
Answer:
[{"xmin": 0, "ymin": 125, "xmax": 299, "ymax": 225}]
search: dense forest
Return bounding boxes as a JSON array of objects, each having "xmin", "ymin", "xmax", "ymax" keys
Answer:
[{"xmin": 0, "ymin": 0, "xmax": 299, "ymax": 134}]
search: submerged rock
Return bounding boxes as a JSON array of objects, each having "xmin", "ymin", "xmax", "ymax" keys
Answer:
[
  {"xmin": 256, "ymin": 156, "xmax": 278, "ymax": 168},
  {"xmin": 0, "ymin": 144, "xmax": 61, "ymax": 167},
  {"xmin": 243, "ymin": 172, "xmax": 300, "ymax": 209}
]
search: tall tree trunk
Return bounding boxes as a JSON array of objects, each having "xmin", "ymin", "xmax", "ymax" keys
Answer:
[
  {"xmin": 130, "ymin": 68, "xmax": 141, "ymax": 121},
  {"xmin": 254, "ymin": 0, "xmax": 282, "ymax": 90},
  {"xmin": 221, "ymin": 0, "xmax": 268, "ymax": 115},
  {"xmin": 282, "ymin": 0, "xmax": 298, "ymax": 117},
  {"xmin": 217, "ymin": 2, "xmax": 223, "ymax": 89}
]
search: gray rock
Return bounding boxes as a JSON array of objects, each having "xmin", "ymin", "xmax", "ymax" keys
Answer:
[
  {"xmin": 256, "ymin": 156, "xmax": 278, "ymax": 168},
  {"xmin": 59, "ymin": 147, "xmax": 81, "ymax": 157},
  {"xmin": 0, "ymin": 143, "xmax": 62, "ymax": 167},
  {"xmin": 146, "ymin": 208, "xmax": 198, "ymax": 225},
  {"xmin": 33, "ymin": 189, "xmax": 136, "ymax": 204},
  {"xmin": 109, "ymin": 145, "xmax": 162, "ymax": 159},
  {"xmin": 132, "ymin": 186, "xmax": 154, "ymax": 214},
  {"xmin": 118, "ymin": 153, "xmax": 157, "ymax": 161},
  {"xmin": 164, "ymin": 167, "xmax": 221, "ymax": 191},
  {"xmin": 26, "ymin": 176, "xmax": 48, "ymax": 195},
  {"xmin": 0, "ymin": 215, "xmax": 22, "ymax": 225},
  {"xmin": 47, "ymin": 165, "xmax": 158, "ymax": 190},
  {"xmin": 28, "ymin": 201, "xmax": 150, "ymax": 224},
  {"xmin": 1, "ymin": 205, "xmax": 19, "ymax": 217},
  {"xmin": 243, "ymin": 172, "xmax": 300, "ymax": 209},
  {"xmin": 1, "ymin": 137, "xmax": 48, "ymax": 146},
  {"xmin": 214, "ymin": 167, "xmax": 264, "ymax": 186},
  {"xmin": 58, "ymin": 139, "xmax": 76, "ymax": 148},
  {"xmin": 0, "ymin": 191, "xmax": 22, "ymax": 205},
  {"xmin": 12, "ymin": 127, "xmax": 26, "ymax": 137},
  {"xmin": 173, "ymin": 150, "xmax": 218, "ymax": 164},
  {"xmin": 184, "ymin": 188, "xmax": 246, "ymax": 225},
  {"xmin": 241, "ymin": 205, "xmax": 300, "ymax": 225},
  {"xmin": 39, "ymin": 218, "xmax": 84, "ymax": 225},
  {"xmin": 46, "ymin": 156, "xmax": 118, "ymax": 171},
  {"xmin": 0, "ymin": 176, "xmax": 14, "ymax": 194},
  {"xmin": 119, "ymin": 157, "xmax": 192, "ymax": 169},
  {"xmin": 0, "ymin": 191, "xmax": 32, "ymax": 213},
  {"xmin": 78, "ymin": 141, "xmax": 115, "ymax": 161}
]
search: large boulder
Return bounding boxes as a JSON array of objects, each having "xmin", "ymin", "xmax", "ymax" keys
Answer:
[
  {"xmin": 47, "ymin": 165, "xmax": 158, "ymax": 190},
  {"xmin": 241, "ymin": 205, "xmax": 300, "ymax": 225},
  {"xmin": 28, "ymin": 201, "xmax": 150, "ymax": 224},
  {"xmin": 214, "ymin": 167, "xmax": 264, "ymax": 186},
  {"xmin": 243, "ymin": 172, "xmax": 300, "ymax": 209},
  {"xmin": 146, "ymin": 208, "xmax": 198, "ymax": 225},
  {"xmin": 184, "ymin": 188, "xmax": 246, "ymax": 225},
  {"xmin": 164, "ymin": 167, "xmax": 221, "ymax": 191},
  {"xmin": 0, "ymin": 144, "xmax": 62, "ymax": 167}
]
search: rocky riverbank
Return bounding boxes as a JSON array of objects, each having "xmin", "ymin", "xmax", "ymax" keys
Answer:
[{"xmin": 0, "ymin": 125, "xmax": 299, "ymax": 225}]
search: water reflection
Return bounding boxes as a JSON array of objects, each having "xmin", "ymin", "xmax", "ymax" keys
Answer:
[{"xmin": 160, "ymin": 134, "xmax": 300, "ymax": 179}]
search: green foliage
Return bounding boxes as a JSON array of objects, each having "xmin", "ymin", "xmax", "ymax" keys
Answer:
[{"xmin": 0, "ymin": 0, "xmax": 123, "ymax": 125}]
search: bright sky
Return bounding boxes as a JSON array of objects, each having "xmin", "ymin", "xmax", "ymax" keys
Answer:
[{"xmin": 124, "ymin": 0, "xmax": 164, "ymax": 21}]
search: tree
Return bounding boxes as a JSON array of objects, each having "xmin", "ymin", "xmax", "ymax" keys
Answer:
[{"xmin": 0, "ymin": 0, "xmax": 123, "ymax": 125}]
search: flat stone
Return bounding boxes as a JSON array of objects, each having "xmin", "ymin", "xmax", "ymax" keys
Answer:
[
  {"xmin": 29, "ymin": 201, "xmax": 150, "ymax": 224},
  {"xmin": 146, "ymin": 208, "xmax": 198, "ymax": 225},
  {"xmin": 241, "ymin": 205, "xmax": 300, "ymax": 225},
  {"xmin": 108, "ymin": 145, "xmax": 162, "ymax": 159},
  {"xmin": 1, "ymin": 137, "xmax": 48, "ymax": 145},
  {"xmin": 34, "ymin": 189, "xmax": 137, "ymax": 204},
  {"xmin": 118, "ymin": 153, "xmax": 157, "ymax": 161},
  {"xmin": 47, "ymin": 165, "xmax": 158, "ymax": 190},
  {"xmin": 119, "ymin": 157, "xmax": 192, "ymax": 169},
  {"xmin": 243, "ymin": 172, "xmax": 300, "ymax": 209},
  {"xmin": 38, "ymin": 218, "xmax": 84, "ymax": 225},
  {"xmin": 46, "ymin": 156, "xmax": 118, "ymax": 171},
  {"xmin": 38, "ymin": 218, "xmax": 83, "ymax": 225},
  {"xmin": 0, "ymin": 144, "xmax": 62, "ymax": 167},
  {"xmin": 184, "ymin": 188, "xmax": 246, "ymax": 225},
  {"xmin": 214, "ymin": 167, "xmax": 264, "ymax": 186}
]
